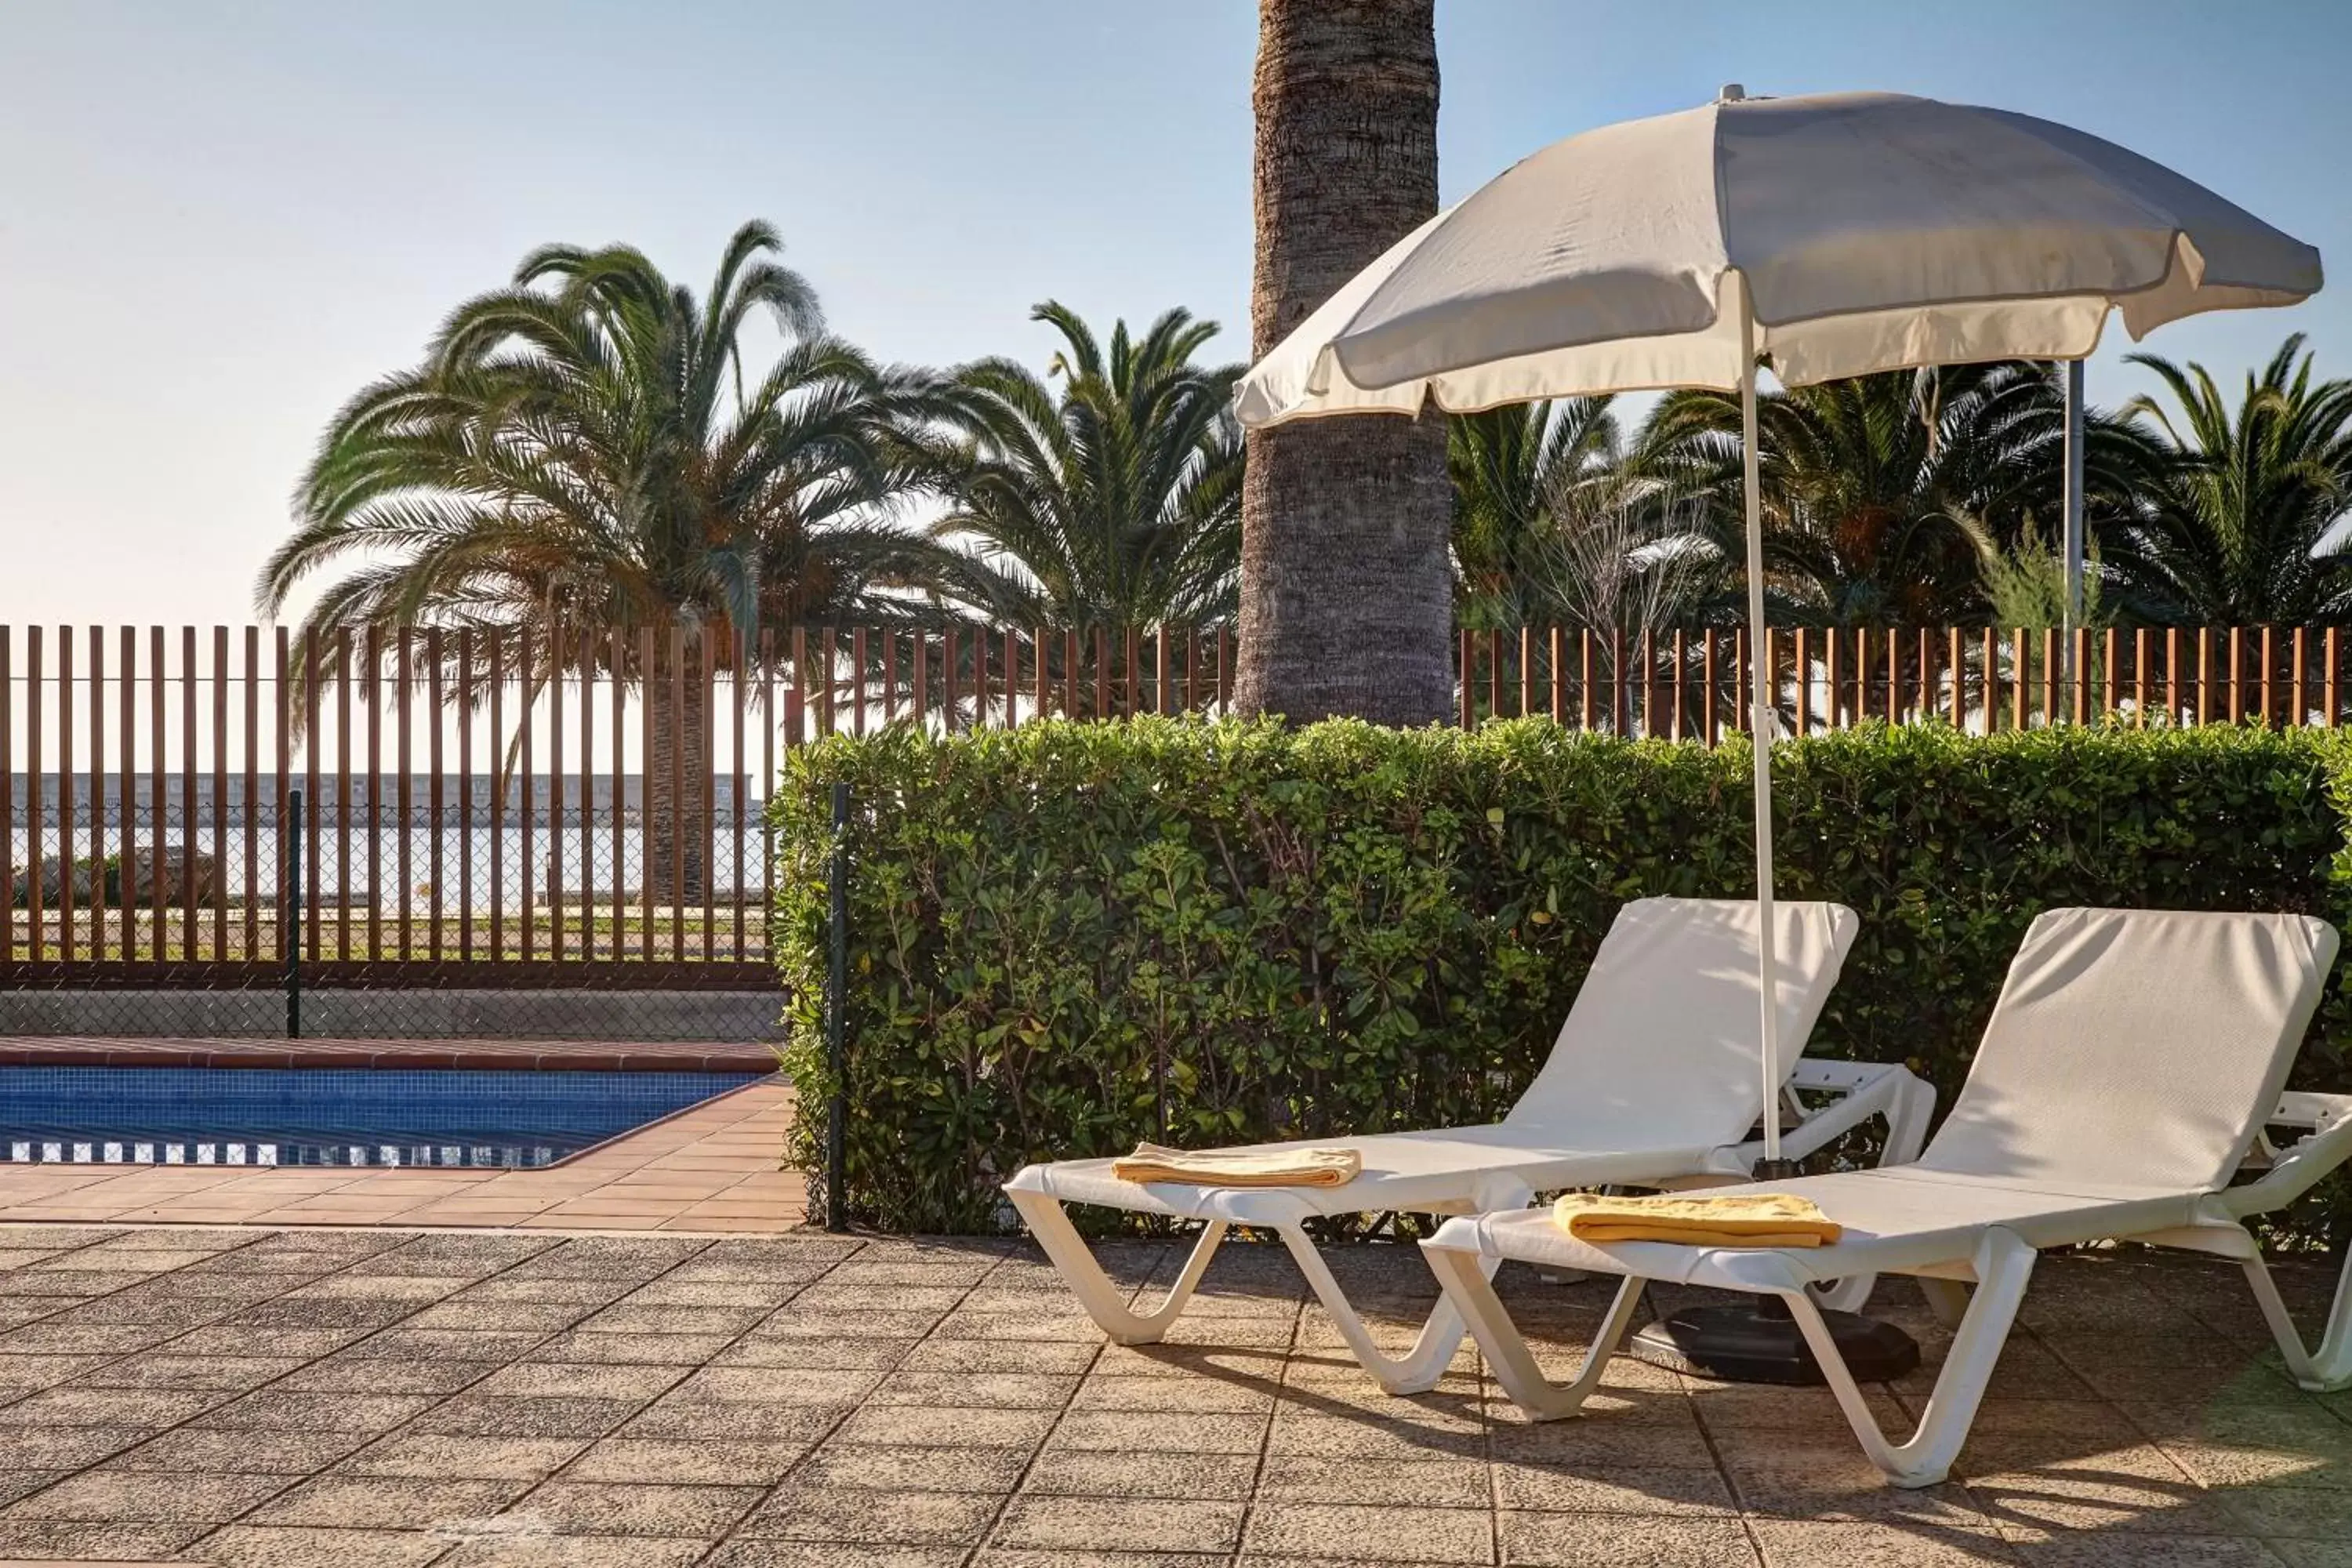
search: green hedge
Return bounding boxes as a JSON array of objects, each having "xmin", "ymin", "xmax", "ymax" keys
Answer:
[{"xmin": 772, "ymin": 719, "xmax": 2352, "ymax": 1240}]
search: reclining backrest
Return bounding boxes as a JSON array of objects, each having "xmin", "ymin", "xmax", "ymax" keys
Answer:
[
  {"xmin": 1918, "ymin": 908, "xmax": 2339, "ymax": 1192},
  {"xmin": 1505, "ymin": 897, "xmax": 1858, "ymax": 1149}
]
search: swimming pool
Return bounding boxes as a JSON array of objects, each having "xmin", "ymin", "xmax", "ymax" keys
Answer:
[{"xmin": 0, "ymin": 1066, "xmax": 764, "ymax": 1170}]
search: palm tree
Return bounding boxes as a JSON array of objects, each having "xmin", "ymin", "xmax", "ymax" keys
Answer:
[
  {"xmin": 925, "ymin": 303, "xmax": 1244, "ymax": 631},
  {"xmin": 258, "ymin": 220, "xmax": 950, "ymax": 896},
  {"xmin": 1448, "ymin": 397, "xmax": 1624, "ymax": 628},
  {"xmin": 1639, "ymin": 361, "xmax": 2144, "ymax": 626},
  {"xmin": 2102, "ymin": 335, "xmax": 2352, "ymax": 624},
  {"xmin": 1234, "ymin": 0, "xmax": 1454, "ymax": 727}
]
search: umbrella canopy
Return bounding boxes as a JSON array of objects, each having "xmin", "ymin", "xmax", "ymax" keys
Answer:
[
  {"xmin": 1236, "ymin": 87, "xmax": 2321, "ymax": 1161},
  {"xmin": 1237, "ymin": 88, "xmax": 2320, "ymax": 426}
]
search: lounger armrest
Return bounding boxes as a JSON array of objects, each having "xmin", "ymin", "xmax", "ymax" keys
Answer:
[
  {"xmin": 2219, "ymin": 1091, "xmax": 2352, "ymax": 1219},
  {"xmin": 1726, "ymin": 1058, "xmax": 1937, "ymax": 1170}
]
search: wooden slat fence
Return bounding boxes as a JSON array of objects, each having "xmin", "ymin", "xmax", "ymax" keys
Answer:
[{"xmin": 2, "ymin": 622, "xmax": 2343, "ymax": 981}]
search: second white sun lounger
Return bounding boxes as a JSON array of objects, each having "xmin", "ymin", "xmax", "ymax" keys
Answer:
[
  {"xmin": 1006, "ymin": 896, "xmax": 1934, "ymax": 1393},
  {"xmin": 1423, "ymin": 907, "xmax": 2351, "ymax": 1486}
]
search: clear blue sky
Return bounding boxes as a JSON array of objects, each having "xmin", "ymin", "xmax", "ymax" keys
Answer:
[{"xmin": 4, "ymin": 0, "xmax": 2347, "ymax": 628}]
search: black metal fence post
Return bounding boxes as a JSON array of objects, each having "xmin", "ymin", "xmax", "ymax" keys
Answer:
[
  {"xmin": 285, "ymin": 786, "xmax": 303, "ymax": 1039},
  {"xmin": 825, "ymin": 780, "xmax": 850, "ymax": 1232}
]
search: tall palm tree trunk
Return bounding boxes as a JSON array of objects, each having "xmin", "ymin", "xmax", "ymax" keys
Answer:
[
  {"xmin": 1234, "ymin": 0, "xmax": 1453, "ymax": 726},
  {"xmin": 645, "ymin": 635, "xmax": 709, "ymax": 906}
]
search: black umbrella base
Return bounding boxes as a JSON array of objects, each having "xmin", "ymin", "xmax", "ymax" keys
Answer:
[{"xmin": 1627, "ymin": 1297, "xmax": 1920, "ymax": 1386}]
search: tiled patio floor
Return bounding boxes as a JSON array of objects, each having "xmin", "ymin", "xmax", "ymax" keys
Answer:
[
  {"xmin": 0, "ymin": 1222, "xmax": 2343, "ymax": 1565},
  {"xmin": 0, "ymin": 1080, "xmax": 800, "ymax": 1232}
]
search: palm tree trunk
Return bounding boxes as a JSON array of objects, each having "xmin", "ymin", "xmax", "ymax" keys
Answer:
[
  {"xmin": 1234, "ymin": 0, "xmax": 1453, "ymax": 727},
  {"xmin": 647, "ymin": 637, "xmax": 708, "ymax": 904}
]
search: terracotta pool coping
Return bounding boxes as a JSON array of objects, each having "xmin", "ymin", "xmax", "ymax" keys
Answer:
[{"xmin": 0, "ymin": 1033, "xmax": 777, "ymax": 1073}]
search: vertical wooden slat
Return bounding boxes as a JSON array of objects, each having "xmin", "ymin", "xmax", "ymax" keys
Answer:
[
  {"xmin": 487, "ymin": 630, "xmax": 504, "ymax": 962},
  {"xmin": 1578, "ymin": 629, "xmax": 1595, "ymax": 731},
  {"xmin": 1947, "ymin": 628, "xmax": 1964, "ymax": 730},
  {"xmin": 428, "ymin": 626, "xmax": 445, "ymax": 962},
  {"xmin": 815, "ymin": 627, "xmax": 834, "ymax": 737},
  {"xmin": 457, "ymin": 630, "xmax": 474, "ymax": 960},
  {"xmin": 1820, "ymin": 626, "xmax": 1838, "ymax": 734},
  {"xmin": 242, "ymin": 626, "xmax": 259, "ymax": 960},
  {"xmin": 2260, "ymin": 626, "xmax": 2276, "ymax": 728},
  {"xmin": 1608, "ymin": 627, "xmax": 1627, "ymax": 734},
  {"xmin": 2327, "ymin": 627, "xmax": 2341, "ymax": 729},
  {"xmin": 1519, "ymin": 627, "xmax": 1534, "ymax": 717},
  {"xmin": 1763, "ymin": 629, "xmax": 1780, "ymax": 739},
  {"xmin": 1156, "ymin": 626, "xmax": 1174, "ymax": 717},
  {"xmin": 57, "ymin": 630, "xmax": 74, "ymax": 965},
  {"xmin": 517, "ymin": 628, "xmax": 535, "ymax": 963},
  {"xmin": 359, "ymin": 626, "xmax": 379, "ymax": 961},
  {"xmin": 2166, "ymin": 628, "xmax": 2182, "ymax": 726},
  {"xmin": 789, "ymin": 626, "xmax": 808, "ymax": 744},
  {"xmin": 638, "ymin": 627, "xmax": 655, "ymax": 959},
  {"xmin": 2196, "ymin": 628, "xmax": 2213, "ymax": 724},
  {"xmin": 331, "ymin": 630, "xmax": 349, "ymax": 960},
  {"xmin": 1062, "ymin": 629, "xmax": 1078, "ymax": 719},
  {"xmin": 2008, "ymin": 629, "xmax": 2027, "ymax": 732},
  {"xmin": 999, "ymin": 627, "xmax": 1017, "ymax": 726},
  {"xmin": 546, "ymin": 626, "xmax": 564, "ymax": 964},
  {"xmin": 1884, "ymin": 630, "xmax": 1900, "ymax": 725}
]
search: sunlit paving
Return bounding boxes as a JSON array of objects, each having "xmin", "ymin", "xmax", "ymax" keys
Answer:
[{"xmin": 8, "ymin": 0, "xmax": 2352, "ymax": 1563}]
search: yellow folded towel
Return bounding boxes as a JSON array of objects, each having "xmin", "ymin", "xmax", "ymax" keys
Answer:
[
  {"xmin": 1553, "ymin": 1192, "xmax": 1842, "ymax": 1247},
  {"xmin": 1110, "ymin": 1142, "xmax": 1361, "ymax": 1189}
]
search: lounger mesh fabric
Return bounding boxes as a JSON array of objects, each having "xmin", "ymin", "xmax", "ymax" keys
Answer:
[{"xmin": 1916, "ymin": 907, "xmax": 2335, "ymax": 1190}]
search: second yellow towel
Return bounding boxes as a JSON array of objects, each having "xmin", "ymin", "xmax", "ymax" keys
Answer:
[{"xmin": 1553, "ymin": 1191, "xmax": 1842, "ymax": 1247}]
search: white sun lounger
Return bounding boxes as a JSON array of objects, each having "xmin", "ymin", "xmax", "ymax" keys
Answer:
[
  {"xmin": 1005, "ymin": 896, "xmax": 1935, "ymax": 1393},
  {"xmin": 1423, "ymin": 906, "xmax": 2352, "ymax": 1486}
]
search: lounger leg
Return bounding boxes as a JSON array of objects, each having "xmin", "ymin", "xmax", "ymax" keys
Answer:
[
  {"xmin": 2241, "ymin": 1244, "xmax": 2352, "ymax": 1392},
  {"xmin": 1277, "ymin": 1223, "xmax": 1477, "ymax": 1396},
  {"xmin": 1424, "ymin": 1242, "xmax": 1649, "ymax": 1419},
  {"xmin": 1006, "ymin": 1187, "xmax": 1226, "ymax": 1345},
  {"xmin": 1783, "ymin": 1227, "xmax": 2036, "ymax": 1488}
]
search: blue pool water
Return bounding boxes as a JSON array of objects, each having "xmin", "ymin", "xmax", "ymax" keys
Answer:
[{"xmin": 0, "ymin": 1066, "xmax": 763, "ymax": 1170}]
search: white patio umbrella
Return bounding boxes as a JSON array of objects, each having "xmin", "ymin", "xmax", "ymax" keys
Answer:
[{"xmin": 1238, "ymin": 85, "xmax": 2321, "ymax": 1171}]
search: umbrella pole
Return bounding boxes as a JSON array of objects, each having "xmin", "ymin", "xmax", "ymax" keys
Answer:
[
  {"xmin": 1738, "ymin": 287, "xmax": 1786, "ymax": 1173},
  {"xmin": 1629, "ymin": 285, "xmax": 1919, "ymax": 1388}
]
